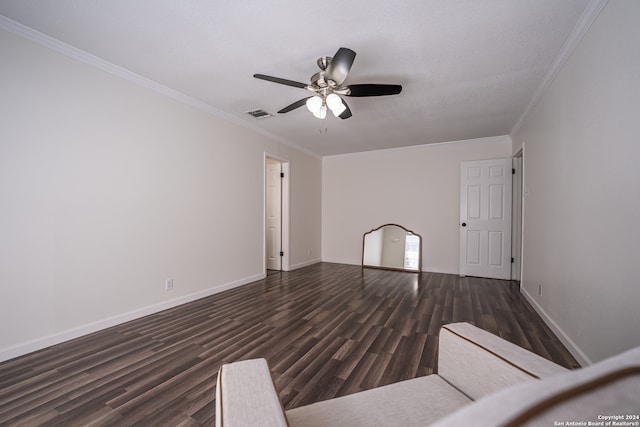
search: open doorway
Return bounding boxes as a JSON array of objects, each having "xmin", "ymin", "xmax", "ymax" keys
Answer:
[
  {"xmin": 511, "ymin": 149, "xmax": 524, "ymax": 283},
  {"xmin": 265, "ymin": 155, "xmax": 290, "ymax": 273}
]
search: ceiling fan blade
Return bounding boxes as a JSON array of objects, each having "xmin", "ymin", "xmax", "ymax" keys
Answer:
[
  {"xmin": 346, "ymin": 84, "xmax": 402, "ymax": 97},
  {"xmin": 278, "ymin": 97, "xmax": 312, "ymax": 114},
  {"xmin": 325, "ymin": 47, "xmax": 356, "ymax": 86},
  {"xmin": 254, "ymin": 74, "xmax": 308, "ymax": 89},
  {"xmin": 338, "ymin": 99, "xmax": 352, "ymax": 119}
]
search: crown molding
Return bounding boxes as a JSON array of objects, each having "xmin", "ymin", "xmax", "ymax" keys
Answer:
[
  {"xmin": 323, "ymin": 135, "xmax": 512, "ymax": 158},
  {"xmin": 0, "ymin": 15, "xmax": 321, "ymax": 160},
  {"xmin": 510, "ymin": 0, "xmax": 609, "ymax": 137}
]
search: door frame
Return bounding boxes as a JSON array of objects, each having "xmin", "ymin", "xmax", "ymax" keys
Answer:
[
  {"xmin": 511, "ymin": 147, "xmax": 528, "ymax": 283},
  {"xmin": 512, "ymin": 148, "xmax": 524, "ymax": 281},
  {"xmin": 264, "ymin": 153, "xmax": 290, "ymax": 272}
]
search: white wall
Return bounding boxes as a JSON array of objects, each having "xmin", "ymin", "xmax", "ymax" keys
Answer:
[
  {"xmin": 513, "ymin": 0, "xmax": 640, "ymax": 363},
  {"xmin": 322, "ymin": 136, "xmax": 512, "ymax": 274},
  {"xmin": 289, "ymin": 151, "xmax": 322, "ymax": 269},
  {"xmin": 0, "ymin": 29, "xmax": 322, "ymax": 360}
]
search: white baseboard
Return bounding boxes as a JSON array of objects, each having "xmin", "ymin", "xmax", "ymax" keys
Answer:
[
  {"xmin": 288, "ymin": 258, "xmax": 322, "ymax": 270},
  {"xmin": 0, "ymin": 273, "xmax": 265, "ymax": 363},
  {"xmin": 520, "ymin": 287, "xmax": 592, "ymax": 366},
  {"xmin": 320, "ymin": 258, "xmax": 457, "ymax": 275},
  {"xmin": 320, "ymin": 257, "xmax": 359, "ymax": 266}
]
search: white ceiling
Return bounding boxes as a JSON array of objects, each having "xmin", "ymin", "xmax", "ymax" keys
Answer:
[{"xmin": 0, "ymin": 0, "xmax": 592, "ymax": 156}]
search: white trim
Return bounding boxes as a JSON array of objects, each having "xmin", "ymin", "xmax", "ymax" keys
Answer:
[
  {"xmin": 321, "ymin": 257, "xmax": 360, "ymax": 266},
  {"xmin": 511, "ymin": 149, "xmax": 524, "ymax": 281},
  {"xmin": 520, "ymin": 287, "xmax": 591, "ymax": 367},
  {"xmin": 510, "ymin": 0, "xmax": 609, "ymax": 136},
  {"xmin": 323, "ymin": 135, "xmax": 512, "ymax": 159},
  {"xmin": 264, "ymin": 153, "xmax": 291, "ymax": 272},
  {"xmin": 289, "ymin": 258, "xmax": 322, "ymax": 270},
  {"xmin": 281, "ymin": 162, "xmax": 291, "ymax": 272},
  {"xmin": 0, "ymin": 273, "xmax": 264, "ymax": 363},
  {"xmin": 519, "ymin": 143, "xmax": 527, "ymax": 286},
  {"xmin": 320, "ymin": 259, "xmax": 458, "ymax": 275},
  {"xmin": 0, "ymin": 15, "xmax": 321, "ymax": 160}
]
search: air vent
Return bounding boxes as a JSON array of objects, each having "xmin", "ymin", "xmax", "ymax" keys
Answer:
[{"xmin": 245, "ymin": 109, "xmax": 272, "ymax": 119}]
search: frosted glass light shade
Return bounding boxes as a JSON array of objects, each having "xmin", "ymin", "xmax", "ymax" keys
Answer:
[
  {"xmin": 331, "ymin": 102, "xmax": 346, "ymax": 117},
  {"xmin": 313, "ymin": 105, "xmax": 327, "ymax": 119},
  {"xmin": 326, "ymin": 93, "xmax": 342, "ymax": 111},
  {"xmin": 306, "ymin": 96, "xmax": 322, "ymax": 113}
]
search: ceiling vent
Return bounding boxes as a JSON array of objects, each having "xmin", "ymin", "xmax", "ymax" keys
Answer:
[{"xmin": 245, "ymin": 109, "xmax": 272, "ymax": 119}]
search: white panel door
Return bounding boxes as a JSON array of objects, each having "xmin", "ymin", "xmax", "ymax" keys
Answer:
[
  {"xmin": 460, "ymin": 158, "xmax": 512, "ymax": 279},
  {"xmin": 266, "ymin": 159, "xmax": 282, "ymax": 270}
]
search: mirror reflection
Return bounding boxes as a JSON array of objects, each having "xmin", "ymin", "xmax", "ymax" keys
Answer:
[{"xmin": 362, "ymin": 224, "xmax": 422, "ymax": 272}]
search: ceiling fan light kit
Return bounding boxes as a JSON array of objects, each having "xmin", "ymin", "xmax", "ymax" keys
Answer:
[
  {"xmin": 306, "ymin": 94, "xmax": 346, "ymax": 119},
  {"xmin": 254, "ymin": 47, "xmax": 402, "ymax": 120}
]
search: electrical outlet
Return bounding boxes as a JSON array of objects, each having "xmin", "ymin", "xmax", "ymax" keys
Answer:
[
  {"xmin": 165, "ymin": 278, "xmax": 174, "ymax": 291},
  {"xmin": 538, "ymin": 283, "xmax": 542, "ymax": 296}
]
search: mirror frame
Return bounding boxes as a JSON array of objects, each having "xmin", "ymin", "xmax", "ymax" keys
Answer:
[{"xmin": 362, "ymin": 224, "xmax": 422, "ymax": 273}]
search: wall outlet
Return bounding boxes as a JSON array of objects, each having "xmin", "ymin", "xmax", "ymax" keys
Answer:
[
  {"xmin": 165, "ymin": 278, "xmax": 174, "ymax": 291},
  {"xmin": 538, "ymin": 283, "xmax": 542, "ymax": 296}
]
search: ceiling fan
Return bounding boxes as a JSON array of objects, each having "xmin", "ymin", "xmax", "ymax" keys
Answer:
[{"xmin": 254, "ymin": 47, "xmax": 402, "ymax": 120}]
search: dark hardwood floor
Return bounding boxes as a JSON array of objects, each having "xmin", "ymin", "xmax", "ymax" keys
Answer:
[{"xmin": 0, "ymin": 263, "xmax": 579, "ymax": 426}]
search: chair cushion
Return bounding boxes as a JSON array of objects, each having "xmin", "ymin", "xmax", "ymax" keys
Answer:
[
  {"xmin": 438, "ymin": 322, "xmax": 568, "ymax": 399},
  {"xmin": 286, "ymin": 374, "xmax": 472, "ymax": 427},
  {"xmin": 431, "ymin": 345, "xmax": 640, "ymax": 427}
]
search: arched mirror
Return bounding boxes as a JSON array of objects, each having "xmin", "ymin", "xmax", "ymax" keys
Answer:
[{"xmin": 362, "ymin": 224, "xmax": 422, "ymax": 272}]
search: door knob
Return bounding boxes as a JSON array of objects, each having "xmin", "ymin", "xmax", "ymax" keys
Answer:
[{"xmin": 461, "ymin": 222, "xmax": 467, "ymax": 227}]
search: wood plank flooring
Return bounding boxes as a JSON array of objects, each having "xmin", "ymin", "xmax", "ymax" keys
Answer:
[{"xmin": 0, "ymin": 263, "xmax": 579, "ymax": 426}]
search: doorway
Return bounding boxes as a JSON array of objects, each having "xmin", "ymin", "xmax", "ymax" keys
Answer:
[{"xmin": 265, "ymin": 155, "xmax": 290, "ymax": 272}]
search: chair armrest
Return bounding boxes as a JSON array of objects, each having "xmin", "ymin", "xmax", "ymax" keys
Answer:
[
  {"xmin": 437, "ymin": 322, "xmax": 568, "ymax": 400},
  {"xmin": 216, "ymin": 358, "xmax": 289, "ymax": 427}
]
